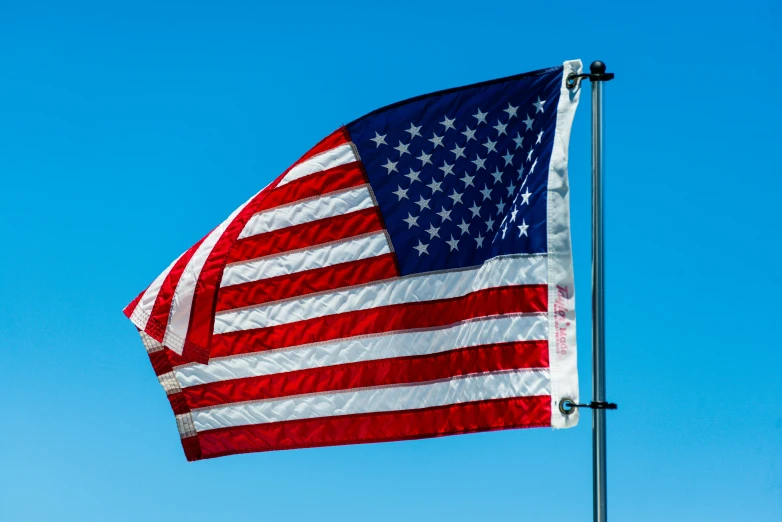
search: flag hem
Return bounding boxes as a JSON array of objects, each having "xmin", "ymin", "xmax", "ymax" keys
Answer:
[{"xmin": 546, "ymin": 59, "xmax": 582, "ymax": 429}]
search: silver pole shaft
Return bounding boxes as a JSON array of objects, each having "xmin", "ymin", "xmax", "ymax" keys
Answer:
[{"xmin": 591, "ymin": 70, "xmax": 607, "ymax": 522}]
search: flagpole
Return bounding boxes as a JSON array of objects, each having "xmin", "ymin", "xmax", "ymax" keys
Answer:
[{"xmin": 589, "ymin": 60, "xmax": 613, "ymax": 522}]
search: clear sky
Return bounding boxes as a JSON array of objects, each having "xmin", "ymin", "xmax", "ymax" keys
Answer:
[{"xmin": 1, "ymin": 1, "xmax": 780, "ymax": 520}]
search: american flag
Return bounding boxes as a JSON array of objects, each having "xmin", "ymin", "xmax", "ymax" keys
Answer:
[{"xmin": 124, "ymin": 60, "xmax": 582, "ymax": 461}]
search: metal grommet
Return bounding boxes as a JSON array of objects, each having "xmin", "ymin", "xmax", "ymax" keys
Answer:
[
  {"xmin": 565, "ymin": 74, "xmax": 579, "ymax": 90},
  {"xmin": 559, "ymin": 397, "xmax": 576, "ymax": 415}
]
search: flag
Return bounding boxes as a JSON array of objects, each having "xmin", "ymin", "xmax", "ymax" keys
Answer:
[{"xmin": 124, "ymin": 59, "xmax": 582, "ymax": 461}]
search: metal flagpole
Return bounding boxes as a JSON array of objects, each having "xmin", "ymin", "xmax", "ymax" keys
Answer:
[
  {"xmin": 561, "ymin": 60, "xmax": 616, "ymax": 522},
  {"xmin": 589, "ymin": 60, "xmax": 613, "ymax": 522}
]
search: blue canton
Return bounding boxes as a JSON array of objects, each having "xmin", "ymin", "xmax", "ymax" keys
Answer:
[{"xmin": 347, "ymin": 66, "xmax": 563, "ymax": 276}]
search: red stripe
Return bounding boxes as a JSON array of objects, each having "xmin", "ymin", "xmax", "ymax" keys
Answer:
[
  {"xmin": 190, "ymin": 395, "xmax": 551, "ymax": 460},
  {"xmin": 182, "ymin": 436, "xmax": 201, "ymax": 461},
  {"xmin": 146, "ymin": 236, "xmax": 207, "ymax": 342},
  {"xmin": 181, "ymin": 128, "xmax": 353, "ymax": 363},
  {"xmin": 194, "ymin": 285, "xmax": 548, "ymax": 363},
  {"xmin": 227, "ymin": 206, "xmax": 384, "ymax": 264},
  {"xmin": 216, "ymin": 253, "xmax": 399, "ymax": 313},
  {"xmin": 148, "ymin": 350, "xmax": 171, "ymax": 376},
  {"xmin": 184, "ymin": 340, "xmax": 549, "ymax": 409},
  {"xmin": 168, "ymin": 392, "xmax": 190, "ymax": 415},
  {"xmin": 251, "ymin": 162, "xmax": 365, "ymax": 217}
]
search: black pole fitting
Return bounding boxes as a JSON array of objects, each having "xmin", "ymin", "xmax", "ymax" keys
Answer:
[{"xmin": 566, "ymin": 60, "xmax": 614, "ymax": 90}]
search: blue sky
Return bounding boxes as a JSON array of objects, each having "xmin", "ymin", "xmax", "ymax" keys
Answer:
[{"xmin": 1, "ymin": 1, "xmax": 780, "ymax": 520}]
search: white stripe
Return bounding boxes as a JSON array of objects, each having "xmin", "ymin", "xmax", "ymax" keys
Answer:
[
  {"xmin": 176, "ymin": 314, "xmax": 547, "ymax": 387},
  {"xmin": 164, "ymin": 190, "xmax": 264, "ymax": 353},
  {"xmin": 221, "ymin": 232, "xmax": 391, "ymax": 288},
  {"xmin": 138, "ymin": 330, "xmax": 164, "ymax": 354},
  {"xmin": 213, "ymin": 254, "xmax": 547, "ymax": 334},
  {"xmin": 158, "ymin": 372, "xmax": 181, "ymax": 395},
  {"xmin": 129, "ymin": 253, "xmax": 183, "ymax": 331},
  {"xmin": 278, "ymin": 143, "xmax": 357, "ymax": 187},
  {"xmin": 238, "ymin": 186, "xmax": 374, "ymax": 240},
  {"xmin": 175, "ymin": 413, "xmax": 197, "ymax": 439},
  {"xmin": 191, "ymin": 369, "xmax": 550, "ymax": 430}
]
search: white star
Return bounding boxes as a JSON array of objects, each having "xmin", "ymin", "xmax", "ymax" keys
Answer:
[
  {"xmin": 462, "ymin": 126, "xmax": 477, "ymax": 142},
  {"xmin": 536, "ymin": 129, "xmax": 543, "ymax": 144},
  {"xmin": 527, "ymin": 149, "xmax": 534, "ymax": 162},
  {"xmin": 417, "ymin": 151, "xmax": 433, "ymax": 167},
  {"xmin": 405, "ymin": 168, "xmax": 421, "ymax": 184},
  {"xmin": 533, "ymin": 96, "xmax": 546, "ymax": 113},
  {"xmin": 413, "ymin": 240, "xmax": 429, "ymax": 256},
  {"xmin": 394, "ymin": 141, "xmax": 410, "ymax": 156},
  {"xmin": 468, "ymin": 201, "xmax": 481, "ymax": 218},
  {"xmin": 520, "ymin": 187, "xmax": 532, "ymax": 205},
  {"xmin": 370, "ymin": 132, "xmax": 387, "ymax": 147},
  {"xmin": 483, "ymin": 138, "xmax": 497, "ymax": 154},
  {"xmin": 490, "ymin": 167, "xmax": 504, "ymax": 184},
  {"xmin": 425, "ymin": 223, "xmax": 440, "ymax": 239},
  {"xmin": 457, "ymin": 219, "xmax": 470, "ymax": 236},
  {"xmin": 485, "ymin": 216, "xmax": 496, "ymax": 231},
  {"xmin": 427, "ymin": 179, "xmax": 443, "ymax": 194},
  {"xmin": 479, "ymin": 184, "xmax": 492, "ymax": 201},
  {"xmin": 440, "ymin": 115, "xmax": 456, "ymax": 131},
  {"xmin": 517, "ymin": 166, "xmax": 525, "ymax": 178},
  {"xmin": 382, "ymin": 159, "xmax": 398, "ymax": 174},
  {"xmin": 429, "ymin": 133, "xmax": 444, "ymax": 148},
  {"xmin": 392, "ymin": 186, "xmax": 409, "ymax": 200},
  {"xmin": 451, "ymin": 144, "xmax": 466, "ymax": 160},
  {"xmin": 446, "ymin": 235, "xmax": 459, "ymax": 251},
  {"xmin": 518, "ymin": 219, "xmax": 529, "ymax": 237},
  {"xmin": 403, "ymin": 213, "xmax": 419, "ymax": 229},
  {"xmin": 523, "ymin": 114, "xmax": 534, "ymax": 131},
  {"xmin": 472, "ymin": 155, "xmax": 486, "ymax": 171},
  {"xmin": 502, "ymin": 150, "xmax": 514, "ymax": 166},
  {"xmin": 513, "ymin": 132, "xmax": 524, "ymax": 149},
  {"xmin": 510, "ymin": 207, "xmax": 519, "ymax": 223},
  {"xmin": 496, "ymin": 199, "xmax": 506, "ymax": 215},
  {"xmin": 405, "ymin": 123, "xmax": 422, "ymax": 139},
  {"xmin": 501, "ymin": 223, "xmax": 508, "ymax": 239},
  {"xmin": 507, "ymin": 180, "xmax": 516, "ymax": 195},
  {"xmin": 473, "ymin": 108, "xmax": 488, "ymax": 124},
  {"xmin": 461, "ymin": 172, "xmax": 475, "ymax": 188},
  {"xmin": 493, "ymin": 120, "xmax": 508, "ymax": 136},
  {"xmin": 415, "ymin": 195, "xmax": 431, "ymax": 211},
  {"xmin": 475, "ymin": 233, "xmax": 485, "ymax": 248},
  {"xmin": 530, "ymin": 158, "xmax": 538, "ymax": 174},
  {"xmin": 504, "ymin": 103, "xmax": 519, "ymax": 119},
  {"xmin": 439, "ymin": 161, "xmax": 455, "ymax": 176},
  {"xmin": 448, "ymin": 189, "xmax": 463, "ymax": 205},
  {"xmin": 437, "ymin": 206, "xmax": 452, "ymax": 222}
]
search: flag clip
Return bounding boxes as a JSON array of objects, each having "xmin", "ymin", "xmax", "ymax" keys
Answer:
[
  {"xmin": 559, "ymin": 398, "xmax": 618, "ymax": 415},
  {"xmin": 565, "ymin": 73, "xmax": 590, "ymax": 90}
]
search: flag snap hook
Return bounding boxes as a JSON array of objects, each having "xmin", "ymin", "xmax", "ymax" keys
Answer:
[
  {"xmin": 559, "ymin": 398, "xmax": 618, "ymax": 415},
  {"xmin": 565, "ymin": 73, "xmax": 588, "ymax": 90}
]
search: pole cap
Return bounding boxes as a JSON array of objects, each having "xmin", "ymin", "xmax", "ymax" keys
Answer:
[
  {"xmin": 590, "ymin": 61, "xmax": 607, "ymax": 74},
  {"xmin": 589, "ymin": 61, "xmax": 614, "ymax": 82}
]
